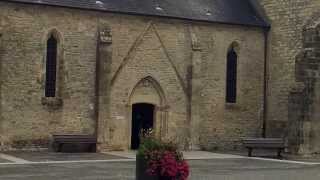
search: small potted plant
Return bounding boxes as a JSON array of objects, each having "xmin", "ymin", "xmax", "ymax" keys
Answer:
[{"xmin": 136, "ymin": 129, "xmax": 189, "ymax": 180}]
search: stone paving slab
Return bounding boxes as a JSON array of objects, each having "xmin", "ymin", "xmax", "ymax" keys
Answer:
[
  {"xmin": 0, "ymin": 159, "xmax": 319, "ymax": 180},
  {"xmin": 285, "ymin": 154, "xmax": 320, "ymax": 163},
  {"xmin": 105, "ymin": 151, "xmax": 245, "ymax": 160},
  {"xmin": 214, "ymin": 150, "xmax": 320, "ymax": 163},
  {"xmin": 182, "ymin": 151, "xmax": 244, "ymax": 159},
  {"xmin": 2, "ymin": 150, "xmax": 320, "ymax": 166},
  {"xmin": 3, "ymin": 152, "xmax": 126, "ymax": 162},
  {"xmin": 104, "ymin": 151, "xmax": 136, "ymax": 159},
  {"xmin": 213, "ymin": 149, "xmax": 285, "ymax": 158},
  {"xmin": 0, "ymin": 157, "xmax": 10, "ymax": 163},
  {"xmin": 0, "ymin": 153, "xmax": 30, "ymax": 163}
]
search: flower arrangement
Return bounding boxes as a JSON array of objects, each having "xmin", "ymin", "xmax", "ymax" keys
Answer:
[{"xmin": 136, "ymin": 129, "xmax": 189, "ymax": 180}]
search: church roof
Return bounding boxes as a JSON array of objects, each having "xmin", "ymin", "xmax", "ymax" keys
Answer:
[{"xmin": 4, "ymin": 0, "xmax": 269, "ymax": 27}]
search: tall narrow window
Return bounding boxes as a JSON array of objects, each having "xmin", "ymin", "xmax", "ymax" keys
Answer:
[
  {"xmin": 45, "ymin": 35, "xmax": 57, "ymax": 97},
  {"xmin": 226, "ymin": 47, "xmax": 237, "ymax": 103}
]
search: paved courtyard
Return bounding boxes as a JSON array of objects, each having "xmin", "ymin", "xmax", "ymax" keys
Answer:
[{"xmin": 0, "ymin": 151, "xmax": 320, "ymax": 180}]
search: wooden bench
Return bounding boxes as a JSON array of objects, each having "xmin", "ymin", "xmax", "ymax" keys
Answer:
[
  {"xmin": 242, "ymin": 138, "xmax": 285, "ymax": 158},
  {"xmin": 52, "ymin": 135, "xmax": 97, "ymax": 152}
]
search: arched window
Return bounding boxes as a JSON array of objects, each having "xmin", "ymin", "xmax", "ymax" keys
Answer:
[
  {"xmin": 226, "ymin": 47, "xmax": 238, "ymax": 103},
  {"xmin": 45, "ymin": 34, "xmax": 58, "ymax": 97}
]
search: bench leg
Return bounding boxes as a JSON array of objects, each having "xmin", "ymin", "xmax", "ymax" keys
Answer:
[
  {"xmin": 52, "ymin": 142, "xmax": 59, "ymax": 152},
  {"xmin": 277, "ymin": 149, "xmax": 283, "ymax": 159},
  {"xmin": 89, "ymin": 144, "xmax": 96, "ymax": 153},
  {"xmin": 58, "ymin": 143, "xmax": 63, "ymax": 152},
  {"xmin": 248, "ymin": 148, "xmax": 253, "ymax": 157}
]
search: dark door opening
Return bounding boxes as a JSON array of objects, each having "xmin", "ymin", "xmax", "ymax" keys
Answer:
[{"xmin": 131, "ymin": 103, "xmax": 155, "ymax": 150}]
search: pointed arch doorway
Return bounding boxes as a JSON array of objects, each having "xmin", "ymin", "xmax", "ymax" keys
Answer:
[
  {"xmin": 129, "ymin": 77, "xmax": 167, "ymax": 150},
  {"xmin": 131, "ymin": 103, "xmax": 155, "ymax": 149}
]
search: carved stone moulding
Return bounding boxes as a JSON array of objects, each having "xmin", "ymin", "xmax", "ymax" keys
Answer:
[{"xmin": 100, "ymin": 27, "xmax": 112, "ymax": 44}]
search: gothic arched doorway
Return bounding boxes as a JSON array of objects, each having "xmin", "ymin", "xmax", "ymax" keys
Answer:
[
  {"xmin": 129, "ymin": 76, "xmax": 167, "ymax": 150},
  {"xmin": 131, "ymin": 103, "xmax": 155, "ymax": 149}
]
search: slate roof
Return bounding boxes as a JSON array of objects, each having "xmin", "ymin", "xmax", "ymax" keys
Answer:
[{"xmin": 3, "ymin": 0, "xmax": 269, "ymax": 27}]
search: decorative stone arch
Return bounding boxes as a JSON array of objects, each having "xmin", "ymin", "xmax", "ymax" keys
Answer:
[
  {"xmin": 41, "ymin": 28, "xmax": 64, "ymax": 108},
  {"xmin": 227, "ymin": 41, "xmax": 240, "ymax": 54},
  {"xmin": 127, "ymin": 76, "xmax": 169, "ymax": 146},
  {"xmin": 129, "ymin": 76, "xmax": 167, "ymax": 106},
  {"xmin": 45, "ymin": 29, "xmax": 64, "ymax": 44}
]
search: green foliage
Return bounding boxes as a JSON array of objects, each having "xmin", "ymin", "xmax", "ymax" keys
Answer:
[
  {"xmin": 137, "ymin": 129, "xmax": 183, "ymax": 161},
  {"xmin": 137, "ymin": 136, "xmax": 161, "ymax": 158}
]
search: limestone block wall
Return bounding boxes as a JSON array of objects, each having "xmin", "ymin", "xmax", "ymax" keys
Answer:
[
  {"xmin": 190, "ymin": 25, "xmax": 265, "ymax": 150},
  {"xmin": 0, "ymin": 2, "xmax": 99, "ymax": 149},
  {"xmin": 0, "ymin": 1, "xmax": 265, "ymax": 151},
  {"xmin": 257, "ymin": 0, "xmax": 320, "ymax": 137}
]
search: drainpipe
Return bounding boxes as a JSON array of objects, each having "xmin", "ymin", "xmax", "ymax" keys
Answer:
[
  {"xmin": 0, "ymin": 33, "xmax": 2, "ymax": 146},
  {"xmin": 94, "ymin": 29, "xmax": 101, "ymax": 139},
  {"xmin": 262, "ymin": 27, "xmax": 270, "ymax": 138}
]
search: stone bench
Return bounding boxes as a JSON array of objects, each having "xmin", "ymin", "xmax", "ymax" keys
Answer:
[
  {"xmin": 52, "ymin": 134, "xmax": 97, "ymax": 152},
  {"xmin": 243, "ymin": 138, "xmax": 285, "ymax": 158}
]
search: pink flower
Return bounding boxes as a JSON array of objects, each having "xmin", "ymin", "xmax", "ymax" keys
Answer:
[{"xmin": 146, "ymin": 150, "xmax": 189, "ymax": 179}]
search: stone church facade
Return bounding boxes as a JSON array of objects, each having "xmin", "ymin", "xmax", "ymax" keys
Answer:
[{"xmin": 0, "ymin": 0, "xmax": 318, "ymax": 155}]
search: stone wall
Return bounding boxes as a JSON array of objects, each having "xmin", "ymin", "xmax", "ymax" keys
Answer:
[
  {"xmin": 257, "ymin": 0, "xmax": 320, "ymax": 138},
  {"xmin": 0, "ymin": 2, "xmax": 99, "ymax": 149},
  {"xmin": 189, "ymin": 25, "xmax": 265, "ymax": 151},
  {"xmin": 287, "ymin": 20, "xmax": 320, "ymax": 154},
  {"xmin": 96, "ymin": 18, "xmax": 266, "ymax": 151},
  {"xmin": 0, "ymin": 1, "xmax": 265, "ymax": 151}
]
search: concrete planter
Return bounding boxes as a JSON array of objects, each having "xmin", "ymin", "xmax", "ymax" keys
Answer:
[{"xmin": 136, "ymin": 155, "xmax": 159, "ymax": 180}]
